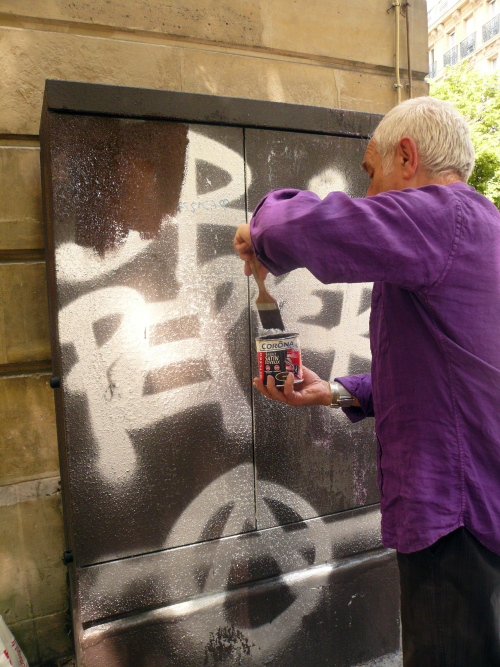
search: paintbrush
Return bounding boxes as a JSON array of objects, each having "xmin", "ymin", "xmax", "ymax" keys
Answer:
[{"xmin": 249, "ymin": 256, "xmax": 285, "ymax": 331}]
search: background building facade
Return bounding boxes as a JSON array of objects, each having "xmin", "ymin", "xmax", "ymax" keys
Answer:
[
  {"xmin": 0, "ymin": 2, "xmax": 428, "ymax": 664},
  {"xmin": 428, "ymin": 0, "xmax": 500, "ymax": 81}
]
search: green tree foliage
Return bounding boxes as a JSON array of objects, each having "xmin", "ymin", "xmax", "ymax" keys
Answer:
[{"xmin": 430, "ymin": 63, "xmax": 500, "ymax": 208}]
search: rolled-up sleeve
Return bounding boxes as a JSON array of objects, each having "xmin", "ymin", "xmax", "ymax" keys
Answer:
[{"xmin": 335, "ymin": 374, "xmax": 374, "ymax": 423}]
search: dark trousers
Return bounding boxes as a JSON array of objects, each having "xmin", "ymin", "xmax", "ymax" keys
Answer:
[{"xmin": 397, "ymin": 527, "xmax": 500, "ymax": 667}]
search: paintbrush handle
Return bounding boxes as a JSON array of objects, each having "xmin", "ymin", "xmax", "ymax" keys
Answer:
[{"xmin": 249, "ymin": 256, "xmax": 268, "ymax": 296}]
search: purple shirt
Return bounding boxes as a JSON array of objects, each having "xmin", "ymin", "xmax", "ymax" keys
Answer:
[{"xmin": 250, "ymin": 183, "xmax": 500, "ymax": 555}]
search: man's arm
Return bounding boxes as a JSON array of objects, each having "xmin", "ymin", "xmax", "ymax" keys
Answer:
[
  {"xmin": 249, "ymin": 186, "xmax": 458, "ymax": 290},
  {"xmin": 235, "ymin": 219, "xmax": 373, "ymax": 414},
  {"xmin": 253, "ymin": 366, "xmax": 374, "ymax": 416}
]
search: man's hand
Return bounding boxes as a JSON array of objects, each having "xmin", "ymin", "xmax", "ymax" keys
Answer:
[
  {"xmin": 253, "ymin": 365, "xmax": 332, "ymax": 407},
  {"xmin": 233, "ymin": 223, "xmax": 268, "ymax": 280}
]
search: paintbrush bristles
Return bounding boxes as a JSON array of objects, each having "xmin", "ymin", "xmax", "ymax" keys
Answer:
[
  {"xmin": 256, "ymin": 302, "xmax": 285, "ymax": 330},
  {"xmin": 249, "ymin": 257, "xmax": 285, "ymax": 330}
]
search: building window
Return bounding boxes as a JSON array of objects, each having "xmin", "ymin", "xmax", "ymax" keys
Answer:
[
  {"xmin": 490, "ymin": 56, "xmax": 498, "ymax": 72},
  {"xmin": 444, "ymin": 33, "xmax": 459, "ymax": 67},
  {"xmin": 460, "ymin": 19, "xmax": 476, "ymax": 59},
  {"xmin": 484, "ymin": 6, "xmax": 500, "ymax": 42}
]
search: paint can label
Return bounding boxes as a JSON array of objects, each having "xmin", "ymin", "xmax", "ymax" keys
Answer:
[{"xmin": 256, "ymin": 333, "xmax": 303, "ymax": 386}]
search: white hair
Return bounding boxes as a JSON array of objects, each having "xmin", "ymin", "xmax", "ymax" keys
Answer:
[{"xmin": 372, "ymin": 96, "xmax": 475, "ymax": 182}]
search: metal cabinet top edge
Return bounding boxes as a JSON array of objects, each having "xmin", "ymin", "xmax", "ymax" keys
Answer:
[{"xmin": 40, "ymin": 79, "xmax": 382, "ymax": 138}]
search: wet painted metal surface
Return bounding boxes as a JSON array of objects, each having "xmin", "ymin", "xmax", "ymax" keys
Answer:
[
  {"xmin": 80, "ymin": 549, "xmax": 400, "ymax": 667},
  {"xmin": 46, "ymin": 116, "xmax": 254, "ymax": 566},
  {"xmin": 40, "ymin": 82, "xmax": 400, "ymax": 666},
  {"xmin": 78, "ymin": 505, "xmax": 382, "ymax": 625},
  {"xmin": 245, "ymin": 129, "xmax": 378, "ymax": 527}
]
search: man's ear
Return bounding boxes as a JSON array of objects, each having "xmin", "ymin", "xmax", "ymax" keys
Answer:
[{"xmin": 397, "ymin": 137, "xmax": 419, "ymax": 180}]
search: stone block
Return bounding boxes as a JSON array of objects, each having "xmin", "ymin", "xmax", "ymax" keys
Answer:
[
  {"xmin": 0, "ymin": 0, "xmax": 429, "ymax": 72},
  {"xmin": 0, "ymin": 480, "xmax": 68, "ymax": 660},
  {"xmin": 0, "ymin": 26, "xmax": 182, "ymax": 135},
  {"xmin": 35, "ymin": 611, "xmax": 73, "ymax": 665},
  {"xmin": 0, "ymin": 503, "xmax": 31, "ymax": 625},
  {"xmin": 332, "ymin": 69, "xmax": 405, "ymax": 116},
  {"xmin": 264, "ymin": 0, "xmax": 392, "ymax": 68},
  {"xmin": 410, "ymin": 0, "xmax": 433, "ymax": 73},
  {"xmin": 0, "ymin": 262, "xmax": 51, "ymax": 364},
  {"xmin": 181, "ymin": 48, "xmax": 405, "ymax": 113},
  {"xmin": 0, "ymin": 0, "xmax": 265, "ymax": 48},
  {"xmin": 336, "ymin": 69, "xmax": 428, "ymax": 114},
  {"xmin": 0, "ymin": 374, "xmax": 58, "ymax": 486},
  {"xmin": 0, "ymin": 147, "xmax": 43, "ymax": 250},
  {"xmin": 181, "ymin": 48, "xmax": 338, "ymax": 107},
  {"xmin": 7, "ymin": 612, "xmax": 73, "ymax": 666},
  {"xmin": 20, "ymin": 489, "xmax": 67, "ymax": 618}
]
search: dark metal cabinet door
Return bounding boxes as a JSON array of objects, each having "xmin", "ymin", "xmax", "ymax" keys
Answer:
[
  {"xmin": 46, "ymin": 115, "xmax": 255, "ymax": 566},
  {"xmin": 245, "ymin": 129, "xmax": 379, "ymax": 529}
]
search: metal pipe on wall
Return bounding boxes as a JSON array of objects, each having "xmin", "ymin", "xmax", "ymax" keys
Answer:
[
  {"xmin": 405, "ymin": 3, "xmax": 413, "ymax": 98},
  {"xmin": 392, "ymin": 1, "xmax": 402, "ymax": 103}
]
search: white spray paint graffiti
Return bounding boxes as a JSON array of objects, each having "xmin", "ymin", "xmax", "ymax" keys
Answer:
[
  {"xmin": 165, "ymin": 463, "xmax": 332, "ymax": 656},
  {"xmin": 58, "ymin": 129, "xmax": 251, "ymax": 483},
  {"xmin": 308, "ymin": 167, "xmax": 347, "ymax": 199},
  {"xmin": 57, "ymin": 128, "xmax": 371, "ymax": 486},
  {"xmin": 89, "ymin": 462, "xmax": 332, "ymax": 656}
]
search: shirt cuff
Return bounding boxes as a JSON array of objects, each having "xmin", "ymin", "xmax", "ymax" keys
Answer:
[{"xmin": 335, "ymin": 374, "xmax": 374, "ymax": 423}]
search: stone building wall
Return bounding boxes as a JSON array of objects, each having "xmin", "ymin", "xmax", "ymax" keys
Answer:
[{"xmin": 0, "ymin": 2, "xmax": 428, "ymax": 664}]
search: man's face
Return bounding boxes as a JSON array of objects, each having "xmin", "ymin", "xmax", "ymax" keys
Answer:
[{"xmin": 362, "ymin": 139, "xmax": 404, "ymax": 196}]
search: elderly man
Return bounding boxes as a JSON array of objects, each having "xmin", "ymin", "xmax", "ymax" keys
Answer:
[{"xmin": 234, "ymin": 97, "xmax": 500, "ymax": 667}]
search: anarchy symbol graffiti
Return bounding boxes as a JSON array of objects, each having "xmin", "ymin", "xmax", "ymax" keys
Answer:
[{"xmin": 164, "ymin": 463, "xmax": 331, "ymax": 659}]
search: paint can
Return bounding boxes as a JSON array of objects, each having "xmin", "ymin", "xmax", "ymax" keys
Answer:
[{"xmin": 256, "ymin": 332, "xmax": 303, "ymax": 386}]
